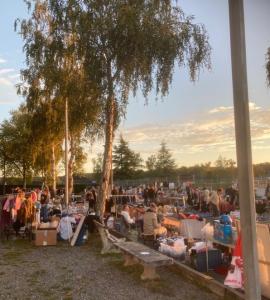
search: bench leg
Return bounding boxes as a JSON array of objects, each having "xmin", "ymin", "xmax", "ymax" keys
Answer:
[
  {"xmin": 97, "ymin": 227, "xmax": 119, "ymax": 254},
  {"xmin": 141, "ymin": 264, "xmax": 160, "ymax": 280},
  {"xmin": 123, "ymin": 254, "xmax": 138, "ymax": 266}
]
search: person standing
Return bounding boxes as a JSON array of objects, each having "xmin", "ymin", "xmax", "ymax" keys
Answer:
[{"xmin": 143, "ymin": 202, "xmax": 167, "ymax": 238}]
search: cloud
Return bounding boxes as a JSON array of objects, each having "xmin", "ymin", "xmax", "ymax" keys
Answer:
[
  {"xmin": 116, "ymin": 102, "xmax": 270, "ymax": 165},
  {"xmin": 208, "ymin": 102, "xmax": 261, "ymax": 114},
  {"xmin": 0, "ymin": 78, "xmax": 13, "ymax": 86},
  {"xmin": 0, "ymin": 68, "xmax": 14, "ymax": 75},
  {"xmin": 0, "ymin": 58, "xmax": 6, "ymax": 64},
  {"xmin": 209, "ymin": 106, "xmax": 233, "ymax": 114},
  {"xmin": 8, "ymin": 74, "xmax": 20, "ymax": 79},
  {"xmin": 0, "ymin": 98, "xmax": 18, "ymax": 104}
]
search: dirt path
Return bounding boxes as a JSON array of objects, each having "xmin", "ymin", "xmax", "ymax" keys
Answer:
[{"xmin": 0, "ymin": 234, "xmax": 221, "ymax": 300}]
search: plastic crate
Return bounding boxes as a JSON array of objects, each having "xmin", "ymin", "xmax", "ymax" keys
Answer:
[{"xmin": 191, "ymin": 249, "xmax": 222, "ymax": 272}]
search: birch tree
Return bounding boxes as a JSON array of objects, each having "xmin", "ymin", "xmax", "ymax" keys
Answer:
[{"xmin": 74, "ymin": 1, "xmax": 211, "ymax": 217}]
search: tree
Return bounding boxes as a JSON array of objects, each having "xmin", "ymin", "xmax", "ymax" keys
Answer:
[
  {"xmin": 215, "ymin": 155, "xmax": 236, "ymax": 168},
  {"xmin": 28, "ymin": 99, "xmax": 63, "ymax": 194},
  {"xmin": 18, "ymin": 1, "xmax": 211, "ymax": 217},
  {"xmin": 155, "ymin": 142, "xmax": 176, "ymax": 175},
  {"xmin": 0, "ymin": 105, "xmax": 35, "ymax": 188},
  {"xmin": 146, "ymin": 154, "xmax": 157, "ymax": 172},
  {"xmin": 113, "ymin": 135, "xmax": 143, "ymax": 179},
  {"xmin": 266, "ymin": 47, "xmax": 270, "ymax": 87},
  {"xmin": 92, "ymin": 153, "xmax": 103, "ymax": 182},
  {"xmin": 75, "ymin": 1, "xmax": 211, "ymax": 217},
  {"xmin": 17, "ymin": 0, "xmax": 102, "ymax": 199}
]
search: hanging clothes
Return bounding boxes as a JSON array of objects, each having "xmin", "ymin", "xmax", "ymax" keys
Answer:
[{"xmin": 0, "ymin": 198, "xmax": 12, "ymax": 229}]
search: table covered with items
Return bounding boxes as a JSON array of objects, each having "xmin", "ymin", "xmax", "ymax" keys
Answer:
[
  {"xmin": 109, "ymin": 200, "xmax": 270, "ymax": 299},
  {"xmin": 0, "ymin": 191, "xmax": 90, "ymax": 247}
]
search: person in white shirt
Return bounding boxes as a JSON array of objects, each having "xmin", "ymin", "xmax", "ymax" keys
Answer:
[
  {"xmin": 121, "ymin": 204, "xmax": 135, "ymax": 225},
  {"xmin": 57, "ymin": 214, "xmax": 76, "ymax": 240}
]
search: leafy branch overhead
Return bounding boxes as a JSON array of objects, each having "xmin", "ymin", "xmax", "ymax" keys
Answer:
[{"xmin": 266, "ymin": 47, "xmax": 270, "ymax": 87}]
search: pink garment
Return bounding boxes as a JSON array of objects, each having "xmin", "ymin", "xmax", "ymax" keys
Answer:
[
  {"xmin": 15, "ymin": 195, "xmax": 22, "ymax": 210},
  {"xmin": 31, "ymin": 191, "xmax": 37, "ymax": 202},
  {"xmin": 3, "ymin": 195, "xmax": 14, "ymax": 212}
]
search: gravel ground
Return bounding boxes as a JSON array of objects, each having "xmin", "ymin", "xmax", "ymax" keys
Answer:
[{"xmin": 0, "ymin": 234, "xmax": 221, "ymax": 300}]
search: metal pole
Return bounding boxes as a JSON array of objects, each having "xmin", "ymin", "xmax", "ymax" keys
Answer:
[
  {"xmin": 228, "ymin": 1, "xmax": 261, "ymax": 299},
  {"xmin": 65, "ymin": 98, "xmax": 69, "ymax": 207}
]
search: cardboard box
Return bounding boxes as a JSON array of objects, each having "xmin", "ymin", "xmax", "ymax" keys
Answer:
[{"xmin": 35, "ymin": 228, "xmax": 57, "ymax": 246}]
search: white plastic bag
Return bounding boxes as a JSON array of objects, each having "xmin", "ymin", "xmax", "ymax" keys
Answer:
[
  {"xmin": 224, "ymin": 259, "xmax": 243, "ymax": 289},
  {"xmin": 201, "ymin": 223, "xmax": 214, "ymax": 240}
]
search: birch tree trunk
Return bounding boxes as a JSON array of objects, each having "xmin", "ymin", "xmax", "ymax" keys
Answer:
[
  {"xmin": 97, "ymin": 95, "xmax": 115, "ymax": 220},
  {"xmin": 51, "ymin": 143, "xmax": 57, "ymax": 197},
  {"xmin": 3, "ymin": 158, "xmax": 6, "ymax": 195},
  {"xmin": 68, "ymin": 135, "xmax": 75, "ymax": 201},
  {"xmin": 23, "ymin": 162, "xmax": 26, "ymax": 190}
]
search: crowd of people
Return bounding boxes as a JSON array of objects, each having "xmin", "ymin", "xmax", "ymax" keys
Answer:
[{"xmin": 102, "ymin": 181, "xmax": 270, "ymax": 240}]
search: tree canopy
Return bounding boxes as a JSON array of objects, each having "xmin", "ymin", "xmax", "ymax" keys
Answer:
[
  {"xmin": 155, "ymin": 142, "xmax": 177, "ymax": 175},
  {"xmin": 266, "ymin": 47, "xmax": 270, "ymax": 87},
  {"xmin": 113, "ymin": 135, "xmax": 143, "ymax": 179},
  {"xmin": 10, "ymin": 1, "xmax": 211, "ymax": 215}
]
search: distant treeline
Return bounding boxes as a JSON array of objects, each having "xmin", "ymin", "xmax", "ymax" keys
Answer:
[{"xmin": 1, "ymin": 162, "xmax": 269, "ymax": 193}]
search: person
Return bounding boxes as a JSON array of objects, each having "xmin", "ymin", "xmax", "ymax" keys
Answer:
[
  {"xmin": 57, "ymin": 213, "xmax": 76, "ymax": 240},
  {"xmin": 121, "ymin": 204, "xmax": 135, "ymax": 225},
  {"xmin": 208, "ymin": 191, "xmax": 220, "ymax": 217},
  {"xmin": 265, "ymin": 183, "xmax": 270, "ymax": 200},
  {"xmin": 143, "ymin": 187, "xmax": 149, "ymax": 206},
  {"xmin": 143, "ymin": 202, "xmax": 167, "ymax": 238},
  {"xmin": 120, "ymin": 204, "xmax": 135, "ymax": 235},
  {"xmin": 86, "ymin": 190, "xmax": 96, "ymax": 210},
  {"xmin": 256, "ymin": 199, "xmax": 267, "ymax": 215},
  {"xmin": 220, "ymin": 195, "xmax": 235, "ymax": 214},
  {"xmin": 148, "ymin": 185, "xmax": 156, "ymax": 203},
  {"xmin": 106, "ymin": 213, "xmax": 115, "ymax": 229}
]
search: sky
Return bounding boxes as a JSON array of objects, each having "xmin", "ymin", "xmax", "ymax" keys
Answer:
[{"xmin": 0, "ymin": 0, "xmax": 270, "ymax": 171}]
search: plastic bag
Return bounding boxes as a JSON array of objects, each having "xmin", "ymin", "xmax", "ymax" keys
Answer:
[
  {"xmin": 224, "ymin": 265, "xmax": 243, "ymax": 289},
  {"xmin": 201, "ymin": 223, "xmax": 214, "ymax": 240},
  {"xmin": 224, "ymin": 233, "xmax": 243, "ymax": 289}
]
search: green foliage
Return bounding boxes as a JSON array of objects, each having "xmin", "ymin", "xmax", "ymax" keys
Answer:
[
  {"xmin": 145, "ymin": 154, "xmax": 157, "ymax": 172},
  {"xmin": 92, "ymin": 153, "xmax": 103, "ymax": 182},
  {"xmin": 16, "ymin": 0, "xmax": 103, "ymax": 189},
  {"xmin": 14, "ymin": 1, "xmax": 211, "ymax": 211},
  {"xmin": 155, "ymin": 142, "xmax": 176, "ymax": 175},
  {"xmin": 266, "ymin": 47, "xmax": 270, "ymax": 87},
  {"xmin": 215, "ymin": 155, "xmax": 236, "ymax": 168},
  {"xmin": 0, "ymin": 105, "xmax": 35, "ymax": 185},
  {"xmin": 113, "ymin": 135, "xmax": 143, "ymax": 179},
  {"xmin": 70, "ymin": 0, "xmax": 211, "ymax": 108},
  {"xmin": 71, "ymin": 136, "xmax": 87, "ymax": 175}
]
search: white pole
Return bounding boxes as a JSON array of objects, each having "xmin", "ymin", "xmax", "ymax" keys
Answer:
[
  {"xmin": 228, "ymin": 1, "xmax": 261, "ymax": 299},
  {"xmin": 65, "ymin": 98, "xmax": 69, "ymax": 207}
]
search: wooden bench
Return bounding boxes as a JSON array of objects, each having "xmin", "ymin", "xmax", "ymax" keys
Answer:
[
  {"xmin": 115, "ymin": 241, "xmax": 173, "ymax": 280},
  {"xmin": 93, "ymin": 220, "xmax": 125, "ymax": 254},
  {"xmin": 94, "ymin": 220, "xmax": 173, "ymax": 280}
]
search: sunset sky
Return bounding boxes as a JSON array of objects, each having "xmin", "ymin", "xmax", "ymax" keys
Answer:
[{"xmin": 0, "ymin": 0, "xmax": 269, "ymax": 171}]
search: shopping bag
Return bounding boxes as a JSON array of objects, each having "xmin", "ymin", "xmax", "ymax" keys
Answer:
[
  {"xmin": 224, "ymin": 262, "xmax": 243, "ymax": 289},
  {"xmin": 224, "ymin": 233, "xmax": 244, "ymax": 289}
]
